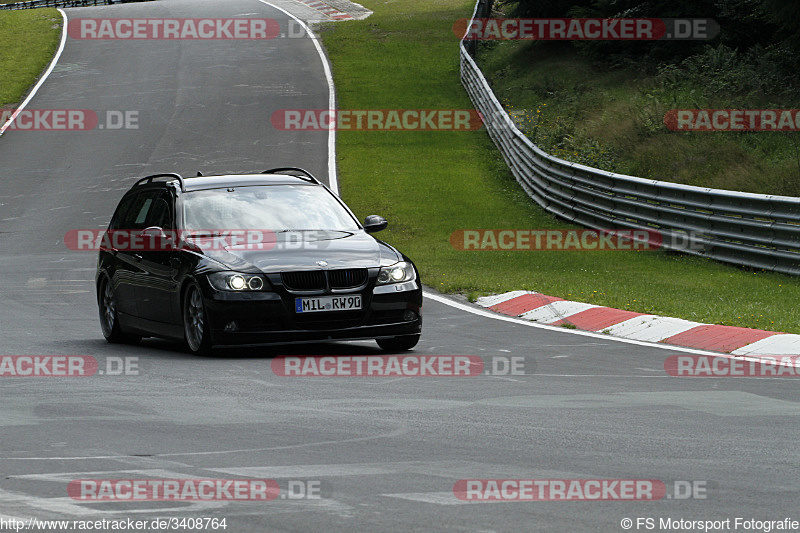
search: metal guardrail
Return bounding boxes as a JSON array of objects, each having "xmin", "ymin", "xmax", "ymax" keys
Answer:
[{"xmin": 459, "ymin": 0, "xmax": 800, "ymax": 275}]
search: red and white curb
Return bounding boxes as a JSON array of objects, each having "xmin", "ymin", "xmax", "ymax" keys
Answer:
[{"xmin": 477, "ymin": 291, "xmax": 800, "ymax": 356}]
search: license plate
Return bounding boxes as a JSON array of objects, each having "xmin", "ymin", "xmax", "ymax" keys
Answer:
[{"xmin": 295, "ymin": 295, "xmax": 362, "ymax": 313}]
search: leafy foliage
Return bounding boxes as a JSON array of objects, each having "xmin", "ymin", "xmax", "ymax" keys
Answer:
[{"xmin": 504, "ymin": 0, "xmax": 800, "ymax": 80}]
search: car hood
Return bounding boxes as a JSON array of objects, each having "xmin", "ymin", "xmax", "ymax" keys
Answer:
[{"xmin": 195, "ymin": 230, "xmax": 402, "ymax": 272}]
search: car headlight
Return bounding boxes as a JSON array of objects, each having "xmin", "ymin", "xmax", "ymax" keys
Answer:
[
  {"xmin": 208, "ymin": 272, "xmax": 271, "ymax": 291},
  {"xmin": 376, "ymin": 262, "xmax": 416, "ymax": 285}
]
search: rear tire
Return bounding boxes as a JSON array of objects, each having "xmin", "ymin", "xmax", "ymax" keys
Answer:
[
  {"xmin": 376, "ymin": 334, "xmax": 420, "ymax": 352},
  {"xmin": 98, "ymin": 276, "xmax": 140, "ymax": 344},
  {"xmin": 183, "ymin": 283, "xmax": 213, "ymax": 355}
]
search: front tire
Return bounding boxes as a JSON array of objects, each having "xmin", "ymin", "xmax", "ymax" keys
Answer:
[
  {"xmin": 376, "ymin": 334, "xmax": 420, "ymax": 352},
  {"xmin": 98, "ymin": 276, "xmax": 139, "ymax": 344},
  {"xmin": 183, "ymin": 283, "xmax": 213, "ymax": 355}
]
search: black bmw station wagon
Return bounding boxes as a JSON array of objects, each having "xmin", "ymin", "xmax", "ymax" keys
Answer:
[{"xmin": 95, "ymin": 168, "xmax": 422, "ymax": 354}]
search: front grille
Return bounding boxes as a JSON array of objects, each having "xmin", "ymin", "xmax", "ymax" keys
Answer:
[
  {"xmin": 329, "ymin": 268, "xmax": 367, "ymax": 289},
  {"xmin": 281, "ymin": 271, "xmax": 325, "ymax": 291},
  {"xmin": 281, "ymin": 268, "xmax": 368, "ymax": 292},
  {"xmin": 292, "ymin": 310, "xmax": 365, "ymax": 330}
]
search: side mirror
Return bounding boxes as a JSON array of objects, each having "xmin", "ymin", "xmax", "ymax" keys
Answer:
[
  {"xmin": 141, "ymin": 226, "xmax": 175, "ymax": 250},
  {"xmin": 363, "ymin": 215, "xmax": 388, "ymax": 234},
  {"xmin": 142, "ymin": 226, "xmax": 166, "ymax": 237}
]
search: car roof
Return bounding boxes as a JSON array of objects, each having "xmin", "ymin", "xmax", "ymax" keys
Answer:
[
  {"xmin": 128, "ymin": 170, "xmax": 323, "ymax": 195},
  {"xmin": 181, "ymin": 173, "xmax": 318, "ymax": 192}
]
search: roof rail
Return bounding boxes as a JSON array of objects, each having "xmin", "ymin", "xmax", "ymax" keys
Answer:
[
  {"xmin": 261, "ymin": 167, "xmax": 320, "ymax": 185},
  {"xmin": 134, "ymin": 173, "xmax": 185, "ymax": 192}
]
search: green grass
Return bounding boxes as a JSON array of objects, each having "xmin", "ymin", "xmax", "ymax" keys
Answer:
[
  {"xmin": 478, "ymin": 40, "xmax": 800, "ymax": 196},
  {"xmin": 321, "ymin": 0, "xmax": 800, "ymax": 334},
  {"xmin": 0, "ymin": 9, "xmax": 61, "ymax": 107}
]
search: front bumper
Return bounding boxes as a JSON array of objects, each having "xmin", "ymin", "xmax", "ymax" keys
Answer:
[{"xmin": 202, "ymin": 282, "xmax": 422, "ymax": 347}]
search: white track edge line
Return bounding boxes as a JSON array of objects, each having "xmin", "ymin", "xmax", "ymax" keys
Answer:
[
  {"xmin": 256, "ymin": 0, "xmax": 338, "ymax": 194},
  {"xmin": 0, "ymin": 9, "xmax": 68, "ymax": 137}
]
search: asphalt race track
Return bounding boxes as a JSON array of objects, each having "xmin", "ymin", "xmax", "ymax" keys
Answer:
[{"xmin": 0, "ymin": 1, "xmax": 798, "ymax": 531}]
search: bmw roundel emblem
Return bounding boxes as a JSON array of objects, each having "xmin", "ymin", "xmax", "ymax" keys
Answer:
[{"xmin": 316, "ymin": 260, "xmax": 328, "ymax": 267}]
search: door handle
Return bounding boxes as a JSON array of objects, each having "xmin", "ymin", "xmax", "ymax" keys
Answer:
[{"xmin": 133, "ymin": 254, "xmax": 143, "ymax": 262}]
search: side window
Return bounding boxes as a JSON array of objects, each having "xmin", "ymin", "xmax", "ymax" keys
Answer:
[
  {"xmin": 133, "ymin": 197, "xmax": 154, "ymax": 228},
  {"xmin": 110, "ymin": 190, "xmax": 171, "ymax": 230},
  {"xmin": 110, "ymin": 193, "xmax": 145, "ymax": 230},
  {"xmin": 143, "ymin": 191, "xmax": 174, "ymax": 230}
]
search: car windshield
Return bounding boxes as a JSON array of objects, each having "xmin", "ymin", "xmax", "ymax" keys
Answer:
[{"xmin": 181, "ymin": 184, "xmax": 360, "ymax": 232}]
